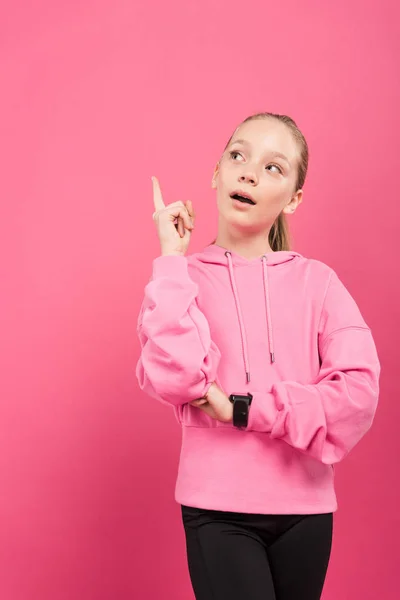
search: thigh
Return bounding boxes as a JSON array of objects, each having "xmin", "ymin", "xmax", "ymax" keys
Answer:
[
  {"xmin": 267, "ymin": 512, "xmax": 333, "ymax": 600},
  {"xmin": 181, "ymin": 505, "xmax": 277, "ymax": 600}
]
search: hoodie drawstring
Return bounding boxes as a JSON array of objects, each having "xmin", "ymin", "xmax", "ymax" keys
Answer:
[
  {"xmin": 225, "ymin": 251, "xmax": 275, "ymax": 385},
  {"xmin": 262, "ymin": 255, "xmax": 275, "ymax": 365}
]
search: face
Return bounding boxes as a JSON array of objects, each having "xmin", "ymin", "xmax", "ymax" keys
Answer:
[{"xmin": 211, "ymin": 118, "xmax": 303, "ymax": 234}]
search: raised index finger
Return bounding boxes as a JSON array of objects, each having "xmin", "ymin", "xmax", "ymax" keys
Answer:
[{"xmin": 152, "ymin": 176, "xmax": 165, "ymax": 212}]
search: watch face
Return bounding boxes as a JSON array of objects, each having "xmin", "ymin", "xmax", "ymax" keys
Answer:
[{"xmin": 233, "ymin": 399, "xmax": 249, "ymax": 427}]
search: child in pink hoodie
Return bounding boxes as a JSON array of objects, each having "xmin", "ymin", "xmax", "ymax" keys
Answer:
[{"xmin": 136, "ymin": 112, "xmax": 380, "ymax": 600}]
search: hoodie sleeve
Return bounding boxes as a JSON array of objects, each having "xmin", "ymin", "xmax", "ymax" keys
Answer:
[
  {"xmin": 246, "ymin": 269, "xmax": 381, "ymax": 465},
  {"xmin": 135, "ymin": 254, "xmax": 222, "ymax": 407}
]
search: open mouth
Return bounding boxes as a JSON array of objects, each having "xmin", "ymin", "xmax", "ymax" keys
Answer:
[{"xmin": 230, "ymin": 192, "xmax": 256, "ymax": 205}]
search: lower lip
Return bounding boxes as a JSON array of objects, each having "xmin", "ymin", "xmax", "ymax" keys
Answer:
[{"xmin": 232, "ymin": 198, "xmax": 255, "ymax": 209}]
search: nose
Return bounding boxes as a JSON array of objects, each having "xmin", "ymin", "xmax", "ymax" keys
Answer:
[{"xmin": 239, "ymin": 171, "xmax": 257, "ymax": 185}]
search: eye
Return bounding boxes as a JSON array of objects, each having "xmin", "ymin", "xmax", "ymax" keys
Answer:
[
  {"xmin": 266, "ymin": 163, "xmax": 283, "ymax": 174},
  {"xmin": 229, "ymin": 150, "xmax": 243, "ymax": 161},
  {"xmin": 229, "ymin": 151, "xmax": 283, "ymax": 174}
]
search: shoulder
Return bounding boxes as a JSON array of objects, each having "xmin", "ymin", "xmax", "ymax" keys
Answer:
[
  {"xmin": 298, "ymin": 256, "xmax": 350, "ymax": 290},
  {"xmin": 301, "ymin": 256, "xmax": 335, "ymax": 276},
  {"xmin": 278, "ymin": 254, "xmax": 337, "ymax": 294},
  {"xmin": 304, "ymin": 257, "xmax": 336, "ymax": 290},
  {"xmin": 304, "ymin": 258, "xmax": 360, "ymax": 297},
  {"xmin": 185, "ymin": 251, "xmax": 216, "ymax": 277}
]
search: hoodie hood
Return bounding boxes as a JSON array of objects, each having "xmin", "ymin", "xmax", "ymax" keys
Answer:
[
  {"xmin": 198, "ymin": 243, "xmax": 302, "ymax": 267},
  {"xmin": 194, "ymin": 243, "xmax": 303, "ymax": 381}
]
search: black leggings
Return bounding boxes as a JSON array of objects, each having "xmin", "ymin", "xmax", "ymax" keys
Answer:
[{"xmin": 181, "ymin": 504, "xmax": 333, "ymax": 600}]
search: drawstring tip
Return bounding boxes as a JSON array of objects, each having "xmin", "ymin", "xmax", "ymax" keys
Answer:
[
  {"xmin": 270, "ymin": 352, "xmax": 275, "ymax": 364},
  {"xmin": 246, "ymin": 371, "xmax": 251, "ymax": 383}
]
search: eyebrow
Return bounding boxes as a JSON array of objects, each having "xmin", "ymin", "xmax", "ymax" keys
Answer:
[{"xmin": 229, "ymin": 138, "xmax": 291, "ymax": 166}]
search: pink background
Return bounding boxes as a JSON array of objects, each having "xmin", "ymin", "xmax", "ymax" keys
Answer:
[{"xmin": 1, "ymin": 1, "xmax": 399, "ymax": 598}]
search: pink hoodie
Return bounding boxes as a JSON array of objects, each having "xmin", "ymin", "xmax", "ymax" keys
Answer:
[{"xmin": 136, "ymin": 243, "xmax": 380, "ymax": 514}]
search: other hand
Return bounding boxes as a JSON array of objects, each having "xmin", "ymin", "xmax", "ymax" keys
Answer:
[{"xmin": 190, "ymin": 383, "xmax": 233, "ymax": 423}]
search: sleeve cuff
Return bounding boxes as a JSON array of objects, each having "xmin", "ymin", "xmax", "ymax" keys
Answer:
[{"xmin": 246, "ymin": 391, "xmax": 286, "ymax": 437}]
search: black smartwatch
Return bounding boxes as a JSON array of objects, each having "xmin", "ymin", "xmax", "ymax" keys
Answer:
[{"xmin": 229, "ymin": 393, "xmax": 253, "ymax": 429}]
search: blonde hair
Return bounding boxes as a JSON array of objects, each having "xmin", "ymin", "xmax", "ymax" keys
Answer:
[{"xmin": 211, "ymin": 112, "xmax": 309, "ymax": 251}]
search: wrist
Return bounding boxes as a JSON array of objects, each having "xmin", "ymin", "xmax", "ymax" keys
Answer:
[{"xmin": 161, "ymin": 250, "xmax": 185, "ymax": 257}]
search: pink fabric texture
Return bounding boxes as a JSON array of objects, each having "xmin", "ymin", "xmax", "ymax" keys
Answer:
[{"xmin": 136, "ymin": 244, "xmax": 380, "ymax": 513}]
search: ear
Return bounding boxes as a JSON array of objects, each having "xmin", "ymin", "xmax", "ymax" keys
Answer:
[
  {"xmin": 282, "ymin": 189, "xmax": 303, "ymax": 215},
  {"xmin": 211, "ymin": 163, "xmax": 219, "ymax": 188}
]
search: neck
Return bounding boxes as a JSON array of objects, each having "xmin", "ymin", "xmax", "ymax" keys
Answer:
[{"xmin": 214, "ymin": 224, "xmax": 274, "ymax": 260}]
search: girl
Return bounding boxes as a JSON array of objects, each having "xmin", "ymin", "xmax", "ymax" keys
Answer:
[{"xmin": 136, "ymin": 112, "xmax": 381, "ymax": 599}]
